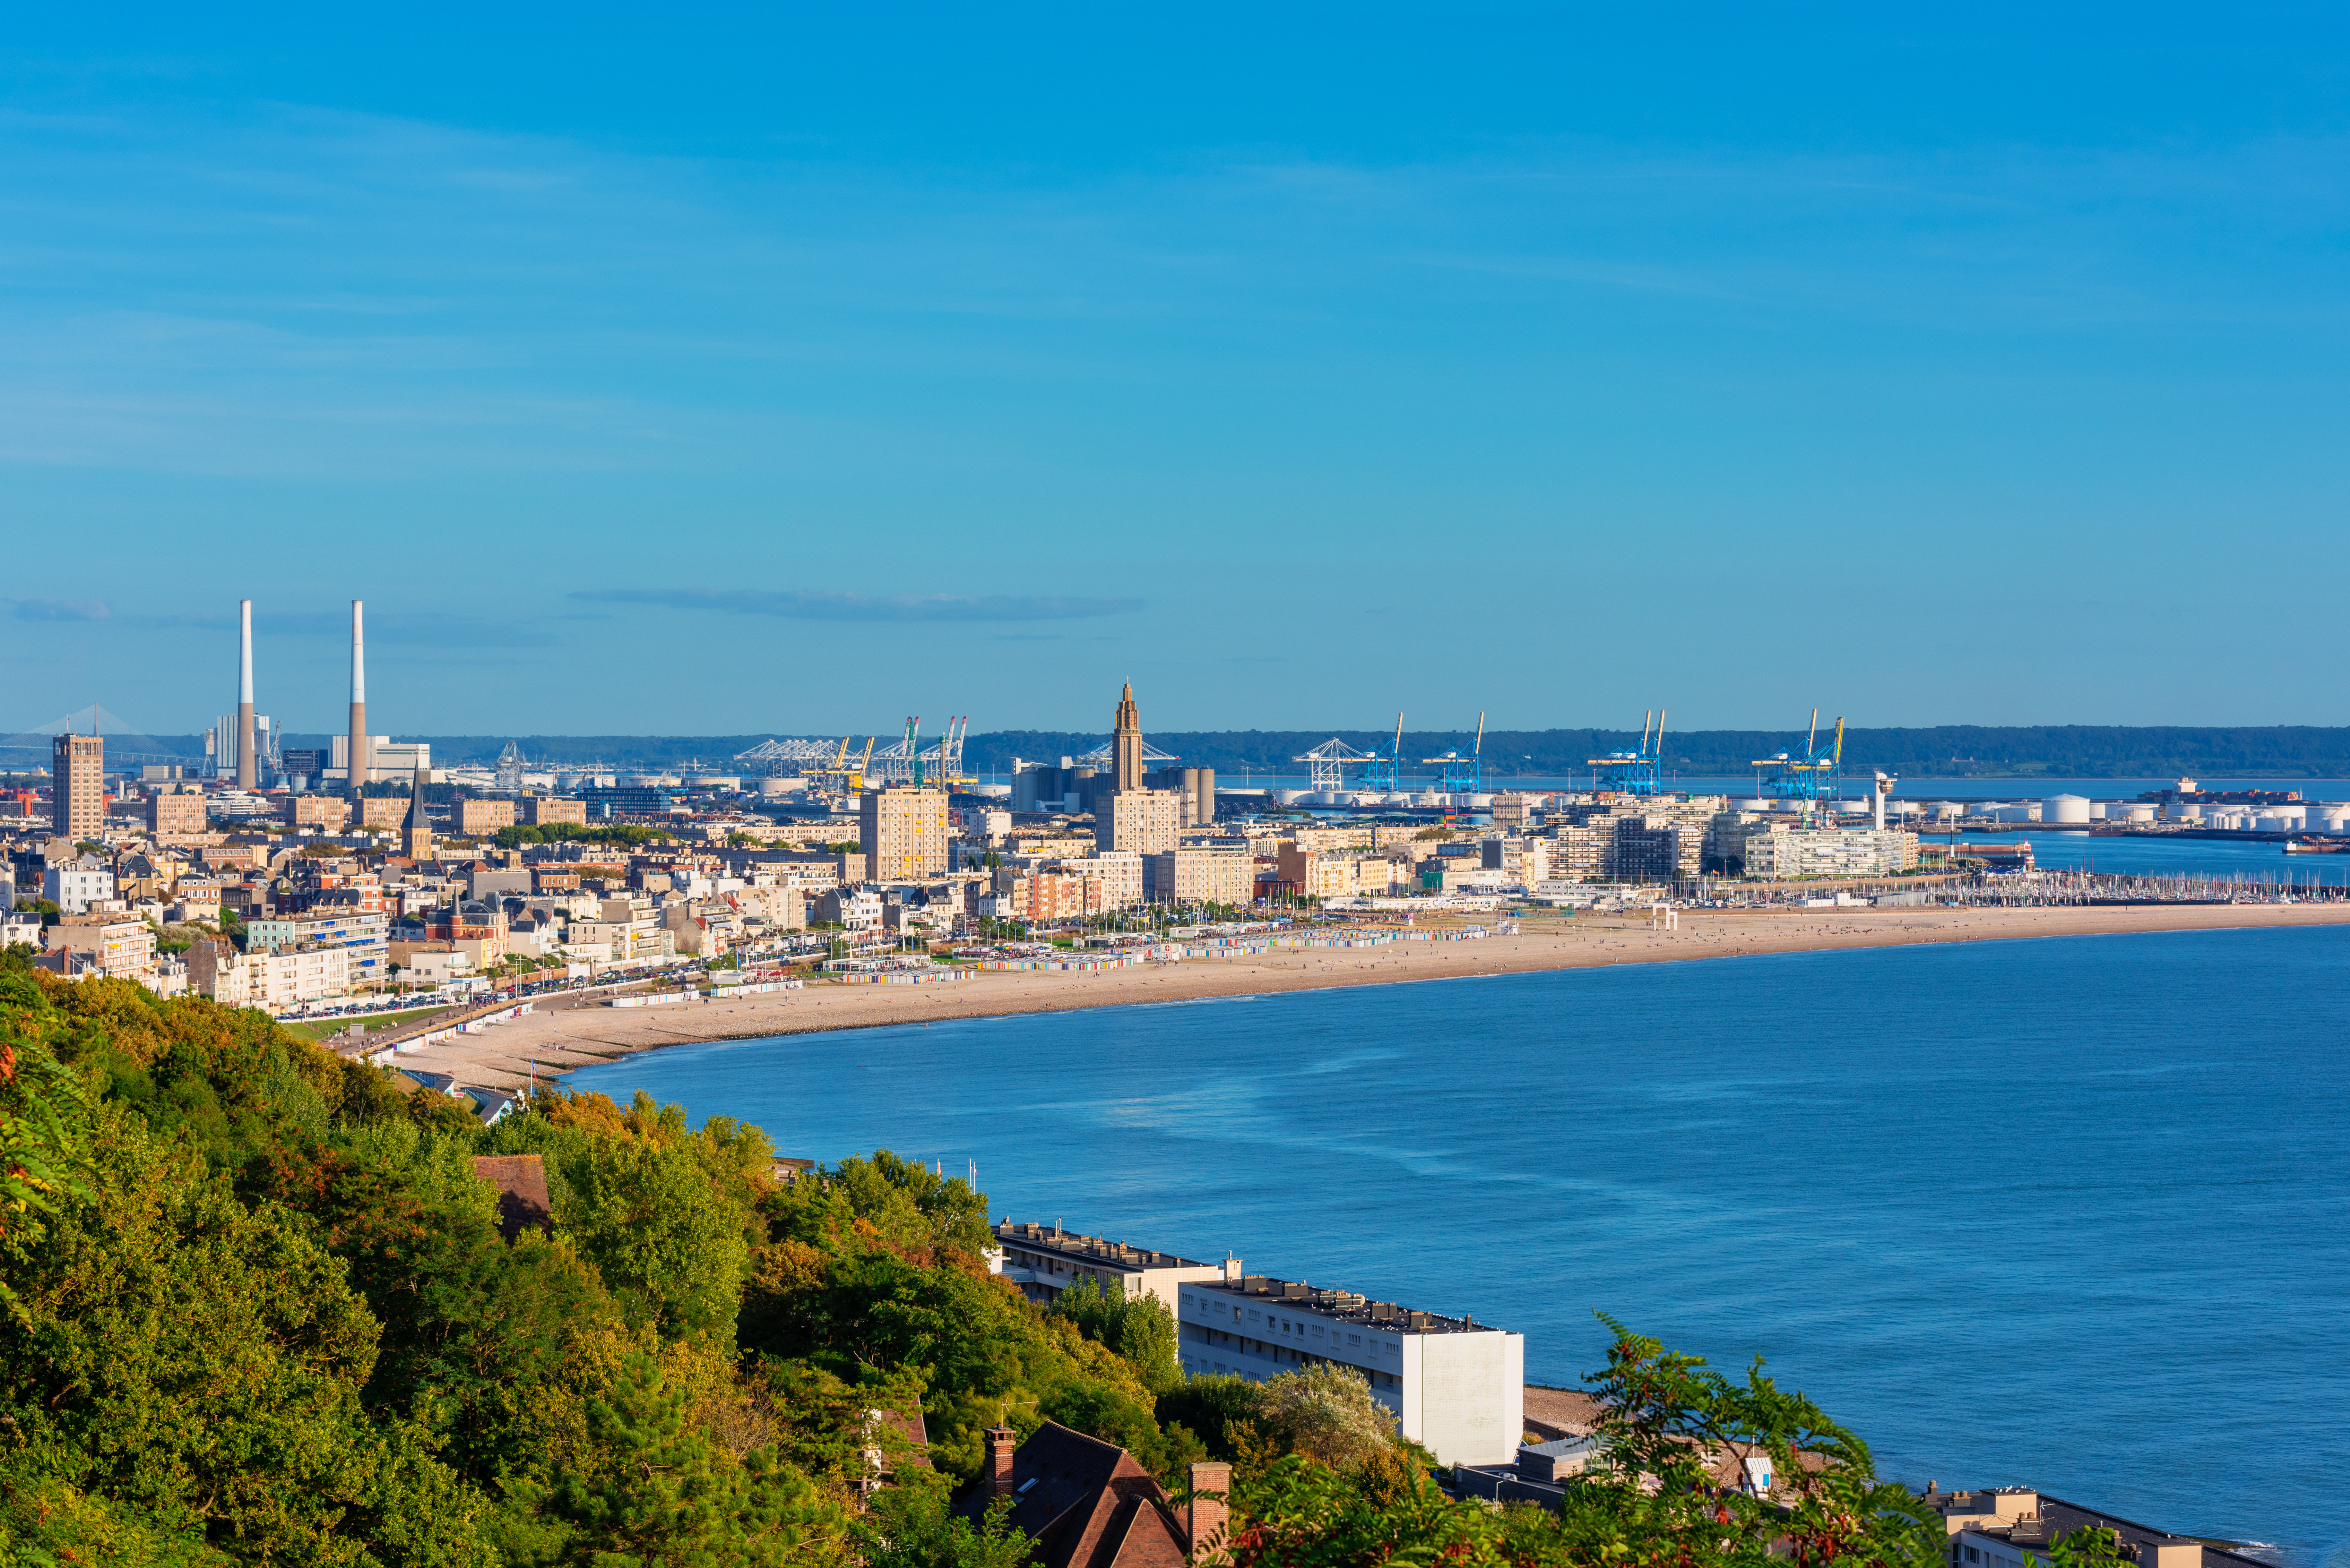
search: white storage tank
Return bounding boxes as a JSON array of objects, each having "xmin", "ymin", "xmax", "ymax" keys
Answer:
[
  {"xmin": 1466, "ymin": 793, "xmax": 1495, "ymax": 809},
  {"xmin": 2121, "ymin": 803, "xmax": 2156, "ymax": 822},
  {"xmin": 1275, "ymin": 790, "xmax": 1309, "ymax": 806},
  {"xmin": 2044, "ymin": 794, "xmax": 2092, "ymax": 824},
  {"xmin": 1932, "ymin": 801, "xmax": 1964, "ymax": 819}
]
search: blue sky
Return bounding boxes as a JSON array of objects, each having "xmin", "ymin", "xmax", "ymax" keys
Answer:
[{"xmin": 5, "ymin": 5, "xmax": 2349, "ymax": 738}]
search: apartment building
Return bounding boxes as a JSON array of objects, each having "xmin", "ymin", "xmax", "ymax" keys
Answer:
[
  {"xmin": 148, "ymin": 785, "xmax": 209, "ymax": 836},
  {"xmin": 1925, "ymin": 1487, "xmax": 2269, "ymax": 1568},
  {"xmin": 284, "ymin": 795, "xmax": 351, "ymax": 831},
  {"xmin": 45, "ymin": 915, "xmax": 156, "ymax": 979},
  {"xmin": 990, "ymin": 870, "xmax": 1108, "ymax": 923},
  {"xmin": 1050, "ymin": 852, "xmax": 1144, "ymax": 910},
  {"xmin": 1738, "ymin": 827, "xmax": 1918, "ymax": 879},
  {"xmin": 1176, "ymin": 1273, "xmax": 1523, "ymax": 1467},
  {"xmin": 1142, "ymin": 848, "xmax": 1255, "ymax": 906},
  {"xmin": 52, "ymin": 733, "xmax": 104, "ymax": 839},
  {"xmin": 43, "ymin": 857, "xmax": 116, "ymax": 914},
  {"xmin": 523, "ymin": 796, "xmax": 589, "ymax": 827},
  {"xmin": 992, "ymin": 1221, "xmax": 1232, "ymax": 1317},
  {"xmin": 1096, "ymin": 789, "xmax": 1182, "ymax": 856},
  {"xmin": 456, "ymin": 799, "xmax": 517, "ymax": 835},
  {"xmin": 242, "ymin": 944, "xmax": 351, "ymax": 1011},
  {"xmin": 862, "ymin": 785, "xmax": 950, "ymax": 883},
  {"xmin": 245, "ymin": 908, "xmax": 391, "ymax": 989}
]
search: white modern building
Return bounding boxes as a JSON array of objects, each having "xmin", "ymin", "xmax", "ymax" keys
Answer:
[
  {"xmin": 1176, "ymin": 1273, "xmax": 1524, "ymax": 1467},
  {"xmin": 43, "ymin": 859, "xmax": 116, "ymax": 914},
  {"xmin": 991, "ymin": 1220, "xmax": 1232, "ymax": 1318}
]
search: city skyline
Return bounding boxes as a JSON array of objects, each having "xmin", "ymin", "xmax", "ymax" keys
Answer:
[{"xmin": 8, "ymin": 8, "xmax": 2350, "ymax": 732}]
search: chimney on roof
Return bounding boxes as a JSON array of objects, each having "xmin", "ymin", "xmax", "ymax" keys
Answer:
[
  {"xmin": 986, "ymin": 1426, "xmax": 1017, "ymax": 1499},
  {"xmin": 1184, "ymin": 1461, "xmax": 1230, "ymax": 1563}
]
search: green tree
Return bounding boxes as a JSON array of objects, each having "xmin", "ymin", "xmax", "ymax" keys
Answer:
[
  {"xmin": 548, "ymin": 1348, "xmax": 841, "ymax": 1566},
  {"xmin": 558, "ymin": 1134, "xmax": 752, "ymax": 1341},
  {"xmin": 853, "ymin": 1483, "xmax": 1031, "ymax": 1568},
  {"xmin": 1253, "ymin": 1364, "xmax": 1395, "ymax": 1471}
]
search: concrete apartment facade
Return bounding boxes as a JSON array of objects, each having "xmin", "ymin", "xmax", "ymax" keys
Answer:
[
  {"xmin": 1176, "ymin": 1274, "xmax": 1524, "ymax": 1467},
  {"xmin": 242, "ymin": 944, "xmax": 351, "ymax": 1010},
  {"xmin": 45, "ymin": 915, "xmax": 155, "ymax": 979},
  {"xmin": 148, "ymin": 785, "xmax": 209, "ymax": 836},
  {"xmin": 1096, "ymin": 789, "xmax": 1182, "ymax": 856},
  {"xmin": 43, "ymin": 858, "xmax": 116, "ymax": 914},
  {"xmin": 992, "ymin": 1221, "xmax": 1233, "ymax": 1319},
  {"xmin": 1738, "ymin": 826, "xmax": 1919, "ymax": 879},
  {"xmin": 1142, "ymin": 848, "xmax": 1254, "ymax": 906},
  {"xmin": 52, "ymin": 734, "xmax": 104, "ymax": 840},
  {"xmin": 524, "ymin": 796, "xmax": 589, "ymax": 827},
  {"xmin": 1050, "ymin": 852, "xmax": 1144, "ymax": 910},
  {"xmin": 862, "ymin": 785, "xmax": 950, "ymax": 883},
  {"xmin": 457, "ymin": 799, "xmax": 517, "ymax": 835},
  {"xmin": 246, "ymin": 910, "xmax": 391, "ymax": 990}
]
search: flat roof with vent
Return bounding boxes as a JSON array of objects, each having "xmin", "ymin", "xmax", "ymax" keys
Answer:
[
  {"xmin": 993, "ymin": 1219, "xmax": 1214, "ymax": 1272},
  {"xmin": 1193, "ymin": 1273, "xmax": 1497, "ymax": 1335}
]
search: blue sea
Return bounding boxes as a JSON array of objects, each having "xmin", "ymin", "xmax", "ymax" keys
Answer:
[{"xmin": 568, "ymin": 929, "xmax": 2350, "ymax": 1562}]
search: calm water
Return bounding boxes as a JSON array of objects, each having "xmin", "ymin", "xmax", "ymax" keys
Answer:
[
  {"xmin": 569, "ymin": 931, "xmax": 2350, "ymax": 1560},
  {"xmin": 1952, "ymin": 830, "xmax": 2350, "ymax": 888}
]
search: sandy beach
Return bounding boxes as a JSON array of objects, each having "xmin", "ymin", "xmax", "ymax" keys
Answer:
[{"xmin": 389, "ymin": 901, "xmax": 2350, "ymax": 1093}]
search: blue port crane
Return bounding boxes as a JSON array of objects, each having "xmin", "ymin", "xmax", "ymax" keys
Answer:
[
  {"xmin": 1357, "ymin": 713, "xmax": 1406, "ymax": 793},
  {"xmin": 1421, "ymin": 712, "xmax": 1485, "ymax": 794},
  {"xmin": 1589, "ymin": 709, "xmax": 1668, "ymax": 796},
  {"xmin": 1752, "ymin": 709, "xmax": 1844, "ymax": 805}
]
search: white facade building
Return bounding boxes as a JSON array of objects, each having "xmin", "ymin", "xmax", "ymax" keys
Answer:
[
  {"xmin": 1176, "ymin": 1274, "xmax": 1524, "ymax": 1467},
  {"xmin": 43, "ymin": 860, "xmax": 116, "ymax": 914},
  {"xmin": 991, "ymin": 1220, "xmax": 1232, "ymax": 1318}
]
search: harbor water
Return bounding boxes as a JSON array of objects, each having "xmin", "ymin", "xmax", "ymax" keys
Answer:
[{"xmin": 567, "ymin": 928, "xmax": 2350, "ymax": 1561}]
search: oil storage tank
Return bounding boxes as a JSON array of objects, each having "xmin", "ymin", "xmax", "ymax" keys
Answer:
[{"xmin": 2044, "ymin": 794, "xmax": 2091, "ymax": 824}]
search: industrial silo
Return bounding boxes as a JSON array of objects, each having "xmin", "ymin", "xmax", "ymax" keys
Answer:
[{"xmin": 2044, "ymin": 794, "xmax": 2091, "ymax": 824}]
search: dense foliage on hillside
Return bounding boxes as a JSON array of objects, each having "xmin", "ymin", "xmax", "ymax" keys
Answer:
[{"xmin": 0, "ymin": 969, "xmax": 1956, "ymax": 1566}]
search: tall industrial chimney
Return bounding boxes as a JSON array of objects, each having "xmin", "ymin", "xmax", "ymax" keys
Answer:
[
  {"xmin": 348, "ymin": 600, "xmax": 370, "ymax": 798},
  {"xmin": 236, "ymin": 599, "xmax": 257, "ymax": 790}
]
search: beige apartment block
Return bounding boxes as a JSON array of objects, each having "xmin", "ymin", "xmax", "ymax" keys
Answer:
[
  {"xmin": 361, "ymin": 797, "xmax": 409, "ymax": 829},
  {"xmin": 457, "ymin": 799, "xmax": 517, "ymax": 835},
  {"xmin": 1051, "ymin": 852, "xmax": 1144, "ymax": 909},
  {"xmin": 285, "ymin": 795, "xmax": 351, "ymax": 831},
  {"xmin": 862, "ymin": 785, "xmax": 950, "ymax": 883},
  {"xmin": 52, "ymin": 734, "xmax": 104, "ymax": 840},
  {"xmin": 1096, "ymin": 788, "xmax": 1182, "ymax": 856},
  {"xmin": 242, "ymin": 944, "xmax": 350, "ymax": 1011},
  {"xmin": 148, "ymin": 785, "xmax": 209, "ymax": 836},
  {"xmin": 1274, "ymin": 842, "xmax": 1368, "ymax": 900},
  {"xmin": 996, "ymin": 871, "xmax": 1108, "ymax": 922},
  {"xmin": 45, "ymin": 915, "xmax": 155, "ymax": 979},
  {"xmin": 1143, "ymin": 848, "xmax": 1255, "ymax": 906},
  {"xmin": 523, "ymin": 796, "xmax": 589, "ymax": 827},
  {"xmin": 186, "ymin": 938, "xmax": 249, "ymax": 1004}
]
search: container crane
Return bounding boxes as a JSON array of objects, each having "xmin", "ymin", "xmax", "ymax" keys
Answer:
[
  {"xmin": 1421, "ymin": 712, "xmax": 1485, "ymax": 794},
  {"xmin": 1589, "ymin": 708, "xmax": 1667, "ymax": 796},
  {"xmin": 1752, "ymin": 709, "xmax": 1844, "ymax": 808},
  {"xmin": 1357, "ymin": 713, "xmax": 1407, "ymax": 794}
]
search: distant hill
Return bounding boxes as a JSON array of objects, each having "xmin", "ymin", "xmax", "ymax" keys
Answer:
[{"xmin": 201, "ymin": 726, "xmax": 2350, "ymax": 779}]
